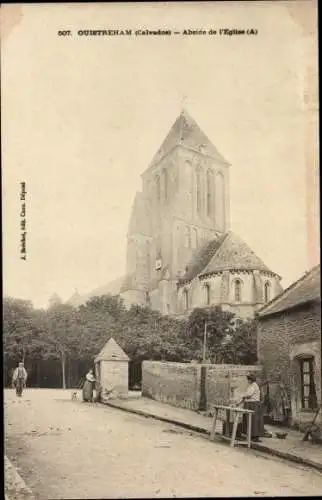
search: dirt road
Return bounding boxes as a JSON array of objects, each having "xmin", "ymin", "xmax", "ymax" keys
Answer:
[{"xmin": 5, "ymin": 389, "xmax": 322, "ymax": 499}]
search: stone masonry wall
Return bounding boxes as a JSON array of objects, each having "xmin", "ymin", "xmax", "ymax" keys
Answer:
[
  {"xmin": 142, "ymin": 361, "xmax": 200, "ymax": 410},
  {"xmin": 257, "ymin": 302, "xmax": 321, "ymax": 426},
  {"xmin": 100, "ymin": 360, "xmax": 128, "ymax": 397},
  {"xmin": 142, "ymin": 361, "xmax": 262, "ymax": 411},
  {"xmin": 206, "ymin": 365, "xmax": 263, "ymax": 407}
]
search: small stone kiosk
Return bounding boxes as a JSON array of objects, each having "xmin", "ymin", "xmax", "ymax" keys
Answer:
[{"xmin": 94, "ymin": 337, "xmax": 129, "ymax": 401}]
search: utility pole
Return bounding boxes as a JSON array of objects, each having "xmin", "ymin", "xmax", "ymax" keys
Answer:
[
  {"xmin": 202, "ymin": 321, "xmax": 207, "ymax": 363},
  {"xmin": 199, "ymin": 320, "xmax": 208, "ymax": 411}
]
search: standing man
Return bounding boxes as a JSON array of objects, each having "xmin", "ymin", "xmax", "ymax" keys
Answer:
[{"xmin": 12, "ymin": 362, "xmax": 28, "ymax": 397}]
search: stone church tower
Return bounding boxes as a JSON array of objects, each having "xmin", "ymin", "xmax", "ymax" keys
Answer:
[{"xmin": 121, "ymin": 110, "xmax": 282, "ymax": 318}]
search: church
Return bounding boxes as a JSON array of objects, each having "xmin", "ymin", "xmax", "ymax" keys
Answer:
[{"xmin": 119, "ymin": 110, "xmax": 283, "ymax": 319}]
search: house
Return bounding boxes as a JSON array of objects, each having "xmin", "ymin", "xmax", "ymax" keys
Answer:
[{"xmin": 257, "ymin": 264, "xmax": 321, "ymax": 428}]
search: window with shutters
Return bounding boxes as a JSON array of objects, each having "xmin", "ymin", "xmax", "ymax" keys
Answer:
[{"xmin": 300, "ymin": 357, "xmax": 317, "ymax": 410}]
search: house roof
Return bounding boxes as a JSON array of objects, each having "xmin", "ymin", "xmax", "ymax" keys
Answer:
[
  {"xmin": 94, "ymin": 337, "xmax": 129, "ymax": 363},
  {"xmin": 179, "ymin": 231, "xmax": 276, "ymax": 284},
  {"xmin": 258, "ymin": 264, "xmax": 321, "ymax": 317},
  {"xmin": 151, "ymin": 110, "xmax": 230, "ymax": 166}
]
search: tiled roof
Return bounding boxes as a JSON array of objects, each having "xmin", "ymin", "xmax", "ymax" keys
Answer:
[
  {"xmin": 151, "ymin": 110, "xmax": 229, "ymax": 165},
  {"xmin": 202, "ymin": 232, "xmax": 274, "ymax": 275},
  {"xmin": 94, "ymin": 337, "xmax": 129, "ymax": 363},
  {"xmin": 179, "ymin": 231, "xmax": 276, "ymax": 284},
  {"xmin": 258, "ymin": 264, "xmax": 321, "ymax": 317},
  {"xmin": 178, "ymin": 234, "xmax": 227, "ymax": 284}
]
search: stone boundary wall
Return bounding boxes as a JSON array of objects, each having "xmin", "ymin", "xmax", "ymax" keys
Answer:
[
  {"xmin": 142, "ymin": 361, "xmax": 200, "ymax": 410},
  {"xmin": 206, "ymin": 364, "xmax": 263, "ymax": 407},
  {"xmin": 142, "ymin": 361, "xmax": 262, "ymax": 411}
]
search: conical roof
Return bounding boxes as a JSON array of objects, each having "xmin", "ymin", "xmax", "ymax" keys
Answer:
[
  {"xmin": 201, "ymin": 232, "xmax": 274, "ymax": 275},
  {"xmin": 94, "ymin": 337, "xmax": 129, "ymax": 363},
  {"xmin": 179, "ymin": 231, "xmax": 278, "ymax": 284},
  {"xmin": 179, "ymin": 234, "xmax": 227, "ymax": 284},
  {"xmin": 151, "ymin": 110, "xmax": 229, "ymax": 166}
]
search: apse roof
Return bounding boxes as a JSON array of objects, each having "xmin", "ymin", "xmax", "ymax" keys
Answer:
[{"xmin": 179, "ymin": 231, "xmax": 277, "ymax": 284}]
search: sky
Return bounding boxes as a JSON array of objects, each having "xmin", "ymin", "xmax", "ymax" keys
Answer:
[{"xmin": 2, "ymin": 2, "xmax": 319, "ymax": 309}]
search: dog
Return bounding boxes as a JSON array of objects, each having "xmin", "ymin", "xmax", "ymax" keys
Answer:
[{"xmin": 304, "ymin": 424, "xmax": 321, "ymax": 444}]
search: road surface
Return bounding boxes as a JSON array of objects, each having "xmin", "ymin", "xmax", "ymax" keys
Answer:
[{"xmin": 4, "ymin": 389, "xmax": 322, "ymax": 499}]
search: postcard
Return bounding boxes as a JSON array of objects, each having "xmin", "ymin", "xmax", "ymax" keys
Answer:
[{"xmin": 2, "ymin": 2, "xmax": 320, "ymax": 499}]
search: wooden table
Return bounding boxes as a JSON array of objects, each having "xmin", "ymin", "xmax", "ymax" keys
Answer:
[{"xmin": 210, "ymin": 405, "xmax": 254, "ymax": 448}]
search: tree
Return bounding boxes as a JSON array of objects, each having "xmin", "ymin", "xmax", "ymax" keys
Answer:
[
  {"xmin": 3, "ymin": 297, "xmax": 47, "ymax": 363},
  {"xmin": 219, "ymin": 318, "xmax": 258, "ymax": 365},
  {"xmin": 44, "ymin": 303, "xmax": 80, "ymax": 388},
  {"xmin": 185, "ymin": 306, "xmax": 236, "ymax": 362},
  {"xmin": 82, "ymin": 294, "xmax": 126, "ymax": 321},
  {"xmin": 76, "ymin": 295, "xmax": 126, "ymax": 360}
]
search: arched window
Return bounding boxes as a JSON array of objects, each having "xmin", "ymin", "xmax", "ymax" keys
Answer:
[
  {"xmin": 156, "ymin": 175, "xmax": 161, "ymax": 202},
  {"xmin": 191, "ymin": 228, "xmax": 198, "ymax": 249},
  {"xmin": 205, "ymin": 283, "xmax": 211, "ymax": 305},
  {"xmin": 264, "ymin": 282, "xmax": 271, "ymax": 302},
  {"xmin": 234, "ymin": 279, "xmax": 242, "ymax": 302},
  {"xmin": 196, "ymin": 167, "xmax": 202, "ymax": 214},
  {"xmin": 215, "ymin": 171, "xmax": 225, "ymax": 230},
  {"xmin": 206, "ymin": 169, "xmax": 214, "ymax": 217},
  {"xmin": 184, "ymin": 289, "xmax": 189, "ymax": 310}
]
